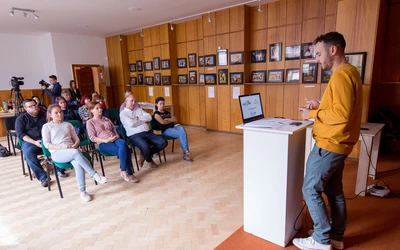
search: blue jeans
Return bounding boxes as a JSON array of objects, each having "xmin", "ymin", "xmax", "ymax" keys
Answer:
[
  {"xmin": 21, "ymin": 141, "xmax": 47, "ymax": 182},
  {"xmin": 163, "ymin": 125, "xmax": 189, "ymax": 154},
  {"xmin": 98, "ymin": 139, "xmax": 134, "ymax": 175},
  {"xmin": 303, "ymin": 145, "xmax": 348, "ymax": 244},
  {"xmin": 51, "ymin": 149, "xmax": 96, "ymax": 193},
  {"xmin": 129, "ymin": 131, "xmax": 167, "ymax": 162}
]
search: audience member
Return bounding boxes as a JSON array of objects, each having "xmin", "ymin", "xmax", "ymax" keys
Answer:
[
  {"xmin": 62, "ymin": 90, "xmax": 80, "ymax": 110},
  {"xmin": 120, "ymin": 90, "xmax": 140, "ymax": 111},
  {"xmin": 31, "ymin": 95, "xmax": 47, "ymax": 114},
  {"xmin": 56, "ymin": 96, "xmax": 76, "ymax": 121},
  {"xmin": 78, "ymin": 94, "xmax": 91, "ymax": 124},
  {"xmin": 68, "ymin": 80, "xmax": 81, "ymax": 101}
]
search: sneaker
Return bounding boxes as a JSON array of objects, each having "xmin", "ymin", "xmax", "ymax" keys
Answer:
[
  {"xmin": 93, "ymin": 173, "xmax": 107, "ymax": 184},
  {"xmin": 308, "ymin": 230, "xmax": 344, "ymax": 249},
  {"xmin": 41, "ymin": 179, "xmax": 48, "ymax": 187},
  {"xmin": 293, "ymin": 236, "xmax": 332, "ymax": 250},
  {"xmin": 57, "ymin": 171, "xmax": 68, "ymax": 178},
  {"xmin": 80, "ymin": 191, "xmax": 92, "ymax": 202},
  {"xmin": 138, "ymin": 155, "xmax": 145, "ymax": 168}
]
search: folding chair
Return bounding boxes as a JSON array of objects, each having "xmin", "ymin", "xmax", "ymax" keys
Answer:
[{"xmin": 4, "ymin": 116, "xmax": 18, "ymax": 156}]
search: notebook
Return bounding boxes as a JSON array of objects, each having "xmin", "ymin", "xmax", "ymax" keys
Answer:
[{"xmin": 238, "ymin": 93, "xmax": 269, "ymax": 127}]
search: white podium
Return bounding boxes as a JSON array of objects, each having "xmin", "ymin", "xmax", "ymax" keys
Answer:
[{"xmin": 236, "ymin": 120, "xmax": 313, "ymax": 247}]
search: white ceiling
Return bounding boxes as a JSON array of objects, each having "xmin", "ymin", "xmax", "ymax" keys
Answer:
[{"xmin": 1, "ymin": 0, "xmax": 276, "ymax": 38}]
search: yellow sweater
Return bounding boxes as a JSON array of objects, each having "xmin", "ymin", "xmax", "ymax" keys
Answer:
[{"xmin": 308, "ymin": 63, "xmax": 363, "ymax": 155}]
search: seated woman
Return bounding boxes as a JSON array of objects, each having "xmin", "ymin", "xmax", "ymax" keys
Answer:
[
  {"xmin": 78, "ymin": 94, "xmax": 91, "ymax": 124},
  {"xmin": 153, "ymin": 96, "xmax": 192, "ymax": 161},
  {"xmin": 68, "ymin": 80, "xmax": 81, "ymax": 102},
  {"xmin": 31, "ymin": 95, "xmax": 47, "ymax": 114},
  {"xmin": 86, "ymin": 101, "xmax": 139, "ymax": 183},
  {"xmin": 41, "ymin": 104, "xmax": 107, "ymax": 202},
  {"xmin": 56, "ymin": 96, "xmax": 76, "ymax": 121}
]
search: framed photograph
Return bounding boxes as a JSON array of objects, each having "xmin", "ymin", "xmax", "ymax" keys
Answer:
[
  {"xmin": 345, "ymin": 52, "xmax": 367, "ymax": 82},
  {"xmin": 286, "ymin": 68, "xmax": 300, "ymax": 83},
  {"xmin": 144, "ymin": 61, "xmax": 153, "ymax": 71},
  {"xmin": 218, "ymin": 49, "xmax": 228, "ymax": 66},
  {"xmin": 177, "ymin": 58, "xmax": 187, "ymax": 68},
  {"xmin": 145, "ymin": 76, "xmax": 154, "ymax": 85},
  {"xmin": 137, "ymin": 60, "xmax": 143, "ymax": 72},
  {"xmin": 230, "ymin": 51, "xmax": 244, "ymax": 65},
  {"xmin": 301, "ymin": 43, "xmax": 315, "ymax": 59},
  {"xmin": 204, "ymin": 74, "xmax": 216, "ymax": 85},
  {"xmin": 161, "ymin": 59, "xmax": 170, "ymax": 69},
  {"xmin": 285, "ymin": 45, "xmax": 301, "ymax": 60},
  {"xmin": 129, "ymin": 63, "xmax": 136, "ymax": 72},
  {"xmin": 199, "ymin": 74, "xmax": 205, "ymax": 84},
  {"xmin": 188, "ymin": 53, "xmax": 197, "ymax": 68},
  {"xmin": 162, "ymin": 76, "xmax": 171, "ymax": 85},
  {"xmin": 189, "ymin": 71, "xmax": 197, "ymax": 84},
  {"xmin": 204, "ymin": 54, "xmax": 216, "ymax": 66},
  {"xmin": 178, "ymin": 74, "xmax": 187, "ymax": 84},
  {"xmin": 251, "ymin": 50, "xmax": 266, "ymax": 63},
  {"xmin": 269, "ymin": 43, "xmax": 282, "ymax": 62},
  {"xmin": 321, "ymin": 69, "xmax": 331, "ymax": 83},
  {"xmin": 198, "ymin": 56, "xmax": 204, "ymax": 67},
  {"xmin": 154, "ymin": 73, "xmax": 161, "ymax": 85},
  {"xmin": 251, "ymin": 71, "xmax": 266, "ymax": 83},
  {"xmin": 138, "ymin": 74, "xmax": 144, "ymax": 85},
  {"xmin": 153, "ymin": 57, "xmax": 160, "ymax": 70},
  {"xmin": 129, "ymin": 77, "xmax": 137, "ymax": 85},
  {"xmin": 218, "ymin": 69, "xmax": 229, "ymax": 85},
  {"xmin": 230, "ymin": 72, "xmax": 244, "ymax": 84},
  {"xmin": 267, "ymin": 69, "xmax": 284, "ymax": 83},
  {"xmin": 302, "ymin": 63, "xmax": 318, "ymax": 83}
]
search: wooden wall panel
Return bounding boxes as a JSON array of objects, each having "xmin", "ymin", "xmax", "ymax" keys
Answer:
[
  {"xmin": 324, "ymin": 15, "xmax": 336, "ymax": 33},
  {"xmin": 160, "ymin": 44, "xmax": 170, "ymax": 59},
  {"xmin": 127, "ymin": 34, "xmax": 135, "ymax": 51},
  {"xmin": 267, "ymin": 0, "xmax": 287, "ymax": 28},
  {"xmin": 216, "ymin": 34, "xmax": 230, "ymax": 54},
  {"xmin": 178, "ymin": 86, "xmax": 189, "ymax": 124},
  {"xmin": 287, "ymin": 0, "xmax": 302, "ymax": 24},
  {"xmin": 298, "ymin": 84, "xmax": 321, "ymax": 111},
  {"xmin": 267, "ymin": 27, "xmax": 286, "ymax": 70},
  {"xmin": 205, "ymin": 86, "xmax": 218, "ymax": 130},
  {"xmin": 176, "ymin": 43, "xmax": 187, "ymax": 59},
  {"xmin": 199, "ymin": 86, "xmax": 206, "ymax": 126},
  {"xmin": 186, "ymin": 20, "xmax": 198, "ymax": 41},
  {"xmin": 251, "ymin": 4, "xmax": 268, "ymax": 30},
  {"xmin": 326, "ymin": 0, "xmax": 337, "ymax": 16},
  {"xmin": 143, "ymin": 47, "xmax": 153, "ymax": 62},
  {"xmin": 382, "ymin": 4, "xmax": 400, "ymax": 81},
  {"xmin": 216, "ymin": 9, "xmax": 230, "ymax": 35},
  {"xmin": 135, "ymin": 50, "xmax": 144, "ymax": 61},
  {"xmin": 133, "ymin": 33, "xmax": 144, "ymax": 50},
  {"xmin": 249, "ymin": 85, "xmax": 267, "ymax": 113},
  {"xmin": 230, "ymin": 31, "xmax": 245, "ymax": 75},
  {"xmin": 159, "ymin": 24, "xmax": 169, "ymax": 44},
  {"xmin": 230, "ymin": 85, "xmax": 247, "ymax": 132},
  {"xmin": 265, "ymin": 85, "xmax": 285, "ymax": 118},
  {"xmin": 143, "ymin": 28, "xmax": 152, "ymax": 47},
  {"xmin": 203, "ymin": 36, "xmax": 217, "ymax": 55},
  {"xmin": 203, "ymin": 12, "xmax": 216, "ymax": 37},
  {"xmin": 217, "ymin": 85, "xmax": 231, "ymax": 132},
  {"xmin": 285, "ymin": 24, "xmax": 302, "ymax": 71},
  {"xmin": 151, "ymin": 26, "xmax": 160, "ymax": 46},
  {"xmin": 152, "ymin": 45, "xmax": 161, "ymax": 60},
  {"xmin": 250, "ymin": 29, "xmax": 267, "ymax": 72},
  {"xmin": 283, "ymin": 84, "xmax": 300, "ymax": 119},
  {"xmin": 197, "ymin": 19, "xmax": 204, "ymax": 39},
  {"xmin": 198, "ymin": 40, "xmax": 204, "ymax": 74},
  {"xmin": 128, "ymin": 51, "xmax": 136, "ymax": 64},
  {"xmin": 303, "ymin": 0, "xmax": 326, "ymax": 19},
  {"xmin": 230, "ymin": 6, "xmax": 246, "ymax": 32},
  {"xmin": 188, "ymin": 86, "xmax": 201, "ymax": 125},
  {"xmin": 187, "ymin": 41, "xmax": 198, "ymax": 55},
  {"xmin": 302, "ymin": 18, "xmax": 325, "ymax": 43},
  {"xmin": 176, "ymin": 23, "xmax": 187, "ymax": 43}
]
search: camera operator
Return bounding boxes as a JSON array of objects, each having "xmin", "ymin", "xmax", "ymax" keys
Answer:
[{"xmin": 42, "ymin": 75, "xmax": 62, "ymax": 104}]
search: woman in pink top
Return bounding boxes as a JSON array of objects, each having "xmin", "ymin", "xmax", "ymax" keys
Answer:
[{"xmin": 86, "ymin": 101, "xmax": 139, "ymax": 183}]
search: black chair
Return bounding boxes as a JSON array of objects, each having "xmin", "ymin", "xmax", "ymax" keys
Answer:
[
  {"xmin": 4, "ymin": 116, "xmax": 18, "ymax": 156},
  {"xmin": 379, "ymin": 109, "xmax": 400, "ymax": 152},
  {"xmin": 17, "ymin": 138, "xmax": 33, "ymax": 180},
  {"xmin": 149, "ymin": 119, "xmax": 174, "ymax": 158}
]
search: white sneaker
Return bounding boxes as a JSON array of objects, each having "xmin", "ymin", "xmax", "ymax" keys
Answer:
[
  {"xmin": 308, "ymin": 229, "xmax": 344, "ymax": 249},
  {"xmin": 293, "ymin": 236, "xmax": 332, "ymax": 250},
  {"xmin": 93, "ymin": 173, "xmax": 107, "ymax": 184},
  {"xmin": 80, "ymin": 191, "xmax": 92, "ymax": 202}
]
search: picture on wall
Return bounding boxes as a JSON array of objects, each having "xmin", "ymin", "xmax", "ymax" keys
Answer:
[
  {"xmin": 145, "ymin": 76, "xmax": 154, "ymax": 85},
  {"xmin": 217, "ymin": 49, "xmax": 228, "ymax": 66},
  {"xmin": 198, "ymin": 56, "xmax": 205, "ymax": 67},
  {"xmin": 321, "ymin": 69, "xmax": 332, "ymax": 83},
  {"xmin": 286, "ymin": 68, "xmax": 300, "ymax": 83},
  {"xmin": 189, "ymin": 71, "xmax": 197, "ymax": 84},
  {"xmin": 251, "ymin": 50, "xmax": 266, "ymax": 63},
  {"xmin": 204, "ymin": 74, "xmax": 216, "ymax": 85},
  {"xmin": 177, "ymin": 58, "xmax": 187, "ymax": 68},
  {"xmin": 129, "ymin": 77, "xmax": 137, "ymax": 85},
  {"xmin": 138, "ymin": 74, "xmax": 144, "ymax": 85},
  {"xmin": 153, "ymin": 57, "xmax": 160, "ymax": 70},
  {"xmin": 302, "ymin": 63, "xmax": 318, "ymax": 83},
  {"xmin": 162, "ymin": 76, "xmax": 171, "ymax": 85},
  {"xmin": 161, "ymin": 59, "xmax": 170, "ymax": 69},
  {"xmin": 230, "ymin": 51, "xmax": 244, "ymax": 65},
  {"xmin": 178, "ymin": 74, "xmax": 188, "ymax": 84},
  {"xmin": 301, "ymin": 43, "xmax": 315, "ymax": 59},
  {"xmin": 251, "ymin": 71, "xmax": 266, "ymax": 83},
  {"xmin": 154, "ymin": 73, "xmax": 161, "ymax": 85},
  {"xmin": 269, "ymin": 43, "xmax": 282, "ymax": 62},
  {"xmin": 199, "ymin": 74, "xmax": 205, "ymax": 84},
  {"xmin": 230, "ymin": 72, "xmax": 243, "ymax": 84},
  {"xmin": 204, "ymin": 54, "xmax": 216, "ymax": 66},
  {"xmin": 345, "ymin": 52, "xmax": 367, "ymax": 82},
  {"xmin": 218, "ymin": 69, "xmax": 228, "ymax": 85},
  {"xmin": 137, "ymin": 60, "xmax": 143, "ymax": 71},
  {"xmin": 188, "ymin": 53, "xmax": 197, "ymax": 68},
  {"xmin": 285, "ymin": 45, "xmax": 301, "ymax": 60},
  {"xmin": 144, "ymin": 61, "xmax": 153, "ymax": 71},
  {"xmin": 129, "ymin": 63, "xmax": 136, "ymax": 72},
  {"xmin": 267, "ymin": 69, "xmax": 284, "ymax": 83}
]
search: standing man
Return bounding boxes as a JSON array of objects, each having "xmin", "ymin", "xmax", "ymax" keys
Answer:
[
  {"xmin": 120, "ymin": 94, "xmax": 167, "ymax": 169},
  {"xmin": 42, "ymin": 75, "xmax": 62, "ymax": 104},
  {"xmin": 15, "ymin": 99, "xmax": 68, "ymax": 187},
  {"xmin": 293, "ymin": 32, "xmax": 363, "ymax": 250}
]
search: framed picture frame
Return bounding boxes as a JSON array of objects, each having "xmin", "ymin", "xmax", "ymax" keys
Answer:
[
  {"xmin": 267, "ymin": 69, "xmax": 284, "ymax": 83},
  {"xmin": 251, "ymin": 70, "xmax": 266, "ymax": 83},
  {"xmin": 154, "ymin": 73, "xmax": 161, "ymax": 85},
  {"xmin": 204, "ymin": 74, "xmax": 216, "ymax": 85},
  {"xmin": 285, "ymin": 45, "xmax": 301, "ymax": 60},
  {"xmin": 177, "ymin": 58, "xmax": 187, "ymax": 68},
  {"xmin": 199, "ymin": 74, "xmax": 205, "ymax": 84},
  {"xmin": 301, "ymin": 43, "xmax": 315, "ymax": 59},
  {"xmin": 162, "ymin": 76, "xmax": 171, "ymax": 85},
  {"xmin": 269, "ymin": 43, "xmax": 282, "ymax": 62},
  {"xmin": 178, "ymin": 74, "xmax": 188, "ymax": 84},
  {"xmin": 189, "ymin": 71, "xmax": 197, "ymax": 84},
  {"xmin": 230, "ymin": 72, "xmax": 244, "ymax": 84},
  {"xmin": 345, "ymin": 52, "xmax": 367, "ymax": 82},
  {"xmin": 321, "ymin": 69, "xmax": 332, "ymax": 83},
  {"xmin": 230, "ymin": 51, "xmax": 244, "ymax": 65},
  {"xmin": 218, "ymin": 69, "xmax": 229, "ymax": 85},
  {"xmin": 302, "ymin": 63, "xmax": 318, "ymax": 83},
  {"xmin": 138, "ymin": 74, "xmax": 144, "ymax": 85},
  {"xmin": 145, "ymin": 76, "xmax": 154, "ymax": 85},
  {"xmin": 153, "ymin": 57, "xmax": 160, "ymax": 70},
  {"xmin": 217, "ymin": 49, "xmax": 228, "ymax": 66},
  {"xmin": 188, "ymin": 53, "xmax": 197, "ymax": 68},
  {"xmin": 286, "ymin": 68, "xmax": 300, "ymax": 83},
  {"xmin": 129, "ymin": 63, "xmax": 136, "ymax": 72},
  {"xmin": 137, "ymin": 60, "xmax": 143, "ymax": 72},
  {"xmin": 129, "ymin": 77, "xmax": 137, "ymax": 85},
  {"xmin": 204, "ymin": 54, "xmax": 216, "ymax": 66},
  {"xmin": 144, "ymin": 61, "xmax": 153, "ymax": 71},
  {"xmin": 198, "ymin": 56, "xmax": 204, "ymax": 67},
  {"xmin": 161, "ymin": 59, "xmax": 170, "ymax": 69},
  {"xmin": 251, "ymin": 50, "xmax": 266, "ymax": 63}
]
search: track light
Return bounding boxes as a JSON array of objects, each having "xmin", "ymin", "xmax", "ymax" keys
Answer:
[
  {"xmin": 258, "ymin": 0, "xmax": 262, "ymax": 12},
  {"xmin": 170, "ymin": 22, "xmax": 174, "ymax": 31},
  {"xmin": 23, "ymin": 12, "xmax": 28, "ymax": 18},
  {"xmin": 208, "ymin": 12, "xmax": 212, "ymax": 23},
  {"xmin": 9, "ymin": 7, "xmax": 39, "ymax": 19},
  {"xmin": 34, "ymin": 12, "xmax": 39, "ymax": 19},
  {"xmin": 140, "ymin": 29, "xmax": 144, "ymax": 37},
  {"xmin": 9, "ymin": 10, "xmax": 14, "ymax": 16},
  {"xmin": 119, "ymin": 35, "xmax": 122, "ymax": 41}
]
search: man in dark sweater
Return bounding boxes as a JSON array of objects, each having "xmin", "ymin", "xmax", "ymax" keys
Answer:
[
  {"xmin": 42, "ymin": 75, "xmax": 62, "ymax": 104},
  {"xmin": 15, "ymin": 99, "xmax": 68, "ymax": 187}
]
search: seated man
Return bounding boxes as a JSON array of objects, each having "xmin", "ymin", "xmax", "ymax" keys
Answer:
[
  {"xmin": 15, "ymin": 99, "xmax": 68, "ymax": 187},
  {"xmin": 120, "ymin": 90, "xmax": 140, "ymax": 111},
  {"xmin": 120, "ymin": 94, "xmax": 167, "ymax": 168},
  {"xmin": 62, "ymin": 90, "xmax": 80, "ymax": 110}
]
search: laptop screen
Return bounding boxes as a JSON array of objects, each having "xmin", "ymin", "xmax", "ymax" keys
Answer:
[{"xmin": 238, "ymin": 93, "xmax": 264, "ymax": 124}]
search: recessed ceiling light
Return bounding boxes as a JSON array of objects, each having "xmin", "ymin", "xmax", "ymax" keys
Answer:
[{"xmin": 128, "ymin": 7, "xmax": 141, "ymax": 11}]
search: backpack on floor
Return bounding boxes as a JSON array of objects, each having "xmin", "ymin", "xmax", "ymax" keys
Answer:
[{"xmin": 0, "ymin": 144, "xmax": 11, "ymax": 157}]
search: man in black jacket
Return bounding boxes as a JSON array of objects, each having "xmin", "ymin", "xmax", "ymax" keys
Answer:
[
  {"xmin": 42, "ymin": 75, "xmax": 62, "ymax": 104},
  {"xmin": 15, "ymin": 99, "xmax": 68, "ymax": 187}
]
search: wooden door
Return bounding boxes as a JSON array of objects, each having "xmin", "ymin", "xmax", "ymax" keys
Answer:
[{"xmin": 76, "ymin": 68, "xmax": 94, "ymax": 96}]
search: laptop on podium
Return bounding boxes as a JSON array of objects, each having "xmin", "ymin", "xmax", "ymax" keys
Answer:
[{"xmin": 238, "ymin": 93, "xmax": 271, "ymax": 127}]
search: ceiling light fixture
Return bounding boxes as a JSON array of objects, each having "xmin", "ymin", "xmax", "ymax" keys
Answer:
[
  {"xmin": 23, "ymin": 12, "xmax": 28, "ymax": 18},
  {"xmin": 258, "ymin": 0, "xmax": 262, "ymax": 12},
  {"xmin": 140, "ymin": 29, "xmax": 144, "ymax": 37},
  {"xmin": 208, "ymin": 12, "xmax": 212, "ymax": 23},
  {"xmin": 9, "ymin": 10, "xmax": 14, "ymax": 16},
  {"xmin": 9, "ymin": 7, "xmax": 39, "ymax": 19},
  {"xmin": 119, "ymin": 35, "xmax": 122, "ymax": 41},
  {"xmin": 34, "ymin": 12, "xmax": 39, "ymax": 19},
  {"xmin": 170, "ymin": 22, "xmax": 174, "ymax": 31}
]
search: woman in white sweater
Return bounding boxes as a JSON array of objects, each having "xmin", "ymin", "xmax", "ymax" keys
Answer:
[{"xmin": 42, "ymin": 104, "xmax": 107, "ymax": 202}]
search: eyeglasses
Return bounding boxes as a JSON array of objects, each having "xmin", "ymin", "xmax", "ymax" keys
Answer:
[{"xmin": 26, "ymin": 104, "xmax": 37, "ymax": 109}]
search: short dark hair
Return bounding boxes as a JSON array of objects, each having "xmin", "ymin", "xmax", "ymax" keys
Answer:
[
  {"xmin": 69, "ymin": 80, "xmax": 75, "ymax": 88},
  {"xmin": 314, "ymin": 32, "xmax": 346, "ymax": 52},
  {"xmin": 49, "ymin": 75, "xmax": 57, "ymax": 81},
  {"xmin": 23, "ymin": 99, "xmax": 35, "ymax": 107},
  {"xmin": 155, "ymin": 96, "xmax": 165, "ymax": 111}
]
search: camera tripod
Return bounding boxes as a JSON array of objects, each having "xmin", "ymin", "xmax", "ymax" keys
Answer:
[{"xmin": 10, "ymin": 87, "xmax": 24, "ymax": 116}]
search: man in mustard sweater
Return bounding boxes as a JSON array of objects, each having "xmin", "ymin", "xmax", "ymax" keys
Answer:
[{"xmin": 293, "ymin": 32, "xmax": 363, "ymax": 250}]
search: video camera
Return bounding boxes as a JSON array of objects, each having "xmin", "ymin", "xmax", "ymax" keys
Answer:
[
  {"xmin": 10, "ymin": 76, "xmax": 24, "ymax": 90},
  {"xmin": 39, "ymin": 79, "xmax": 50, "ymax": 88}
]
